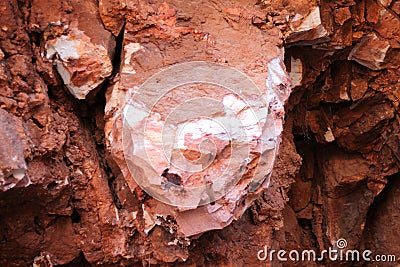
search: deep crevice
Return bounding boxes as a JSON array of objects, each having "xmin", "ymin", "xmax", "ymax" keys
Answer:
[
  {"xmin": 73, "ymin": 25, "xmax": 127, "ymax": 211},
  {"xmin": 59, "ymin": 251, "xmax": 91, "ymax": 267},
  {"xmin": 71, "ymin": 208, "xmax": 81, "ymax": 223},
  {"xmin": 112, "ymin": 23, "xmax": 126, "ymax": 76}
]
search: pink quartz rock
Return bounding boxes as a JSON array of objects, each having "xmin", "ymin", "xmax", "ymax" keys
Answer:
[{"xmin": 105, "ymin": 1, "xmax": 292, "ymax": 238}]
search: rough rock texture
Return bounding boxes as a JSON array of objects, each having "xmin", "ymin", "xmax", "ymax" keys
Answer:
[
  {"xmin": 105, "ymin": 0, "xmax": 292, "ymax": 240},
  {"xmin": 0, "ymin": 108, "xmax": 29, "ymax": 190},
  {"xmin": 39, "ymin": 0, "xmax": 115, "ymax": 99},
  {"xmin": 0, "ymin": 0, "xmax": 399, "ymax": 266},
  {"xmin": 281, "ymin": 0, "xmax": 400, "ymax": 264},
  {"xmin": 45, "ymin": 24, "xmax": 113, "ymax": 99}
]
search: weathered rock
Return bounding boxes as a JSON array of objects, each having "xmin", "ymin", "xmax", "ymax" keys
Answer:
[
  {"xmin": 105, "ymin": 0, "xmax": 291, "ymax": 239},
  {"xmin": 374, "ymin": 7, "xmax": 400, "ymax": 47},
  {"xmin": 288, "ymin": 177, "xmax": 311, "ymax": 212},
  {"xmin": 366, "ymin": 0, "xmax": 382, "ymax": 24},
  {"xmin": 350, "ymin": 78, "xmax": 369, "ymax": 101},
  {"xmin": 392, "ymin": 0, "xmax": 400, "ymax": 15},
  {"xmin": 0, "ymin": 108, "xmax": 28, "ymax": 191},
  {"xmin": 360, "ymin": 177, "xmax": 400, "ymax": 266},
  {"xmin": 45, "ymin": 24, "xmax": 113, "ymax": 99},
  {"xmin": 320, "ymin": 147, "xmax": 371, "ymax": 196},
  {"xmin": 42, "ymin": 217, "xmax": 80, "ymax": 265},
  {"xmin": 348, "ymin": 33, "xmax": 391, "ymax": 70},
  {"xmin": 34, "ymin": 0, "xmax": 116, "ymax": 100},
  {"xmin": 333, "ymin": 7, "xmax": 351, "ymax": 25},
  {"xmin": 286, "ymin": 7, "xmax": 329, "ymax": 44},
  {"xmin": 284, "ymin": 0, "xmax": 400, "ymax": 256},
  {"xmin": 316, "ymin": 148, "xmax": 387, "ymax": 250},
  {"xmin": 98, "ymin": 0, "xmax": 126, "ymax": 36}
]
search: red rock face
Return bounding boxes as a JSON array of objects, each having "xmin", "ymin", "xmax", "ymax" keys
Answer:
[
  {"xmin": 281, "ymin": 0, "xmax": 400, "ymax": 263},
  {"xmin": 0, "ymin": 0, "xmax": 399, "ymax": 266}
]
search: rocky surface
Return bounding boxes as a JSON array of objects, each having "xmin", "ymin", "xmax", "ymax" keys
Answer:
[
  {"xmin": 105, "ymin": 0, "xmax": 292, "ymax": 240},
  {"xmin": 0, "ymin": 0, "xmax": 399, "ymax": 266},
  {"xmin": 0, "ymin": 108, "xmax": 28, "ymax": 191},
  {"xmin": 38, "ymin": 0, "xmax": 115, "ymax": 99}
]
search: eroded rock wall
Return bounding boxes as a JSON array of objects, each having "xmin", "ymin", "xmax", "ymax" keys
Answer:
[{"xmin": 279, "ymin": 0, "xmax": 400, "ymax": 265}]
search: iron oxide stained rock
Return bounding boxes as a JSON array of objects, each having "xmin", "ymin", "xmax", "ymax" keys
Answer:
[
  {"xmin": 45, "ymin": 24, "xmax": 113, "ymax": 99},
  {"xmin": 98, "ymin": 0, "xmax": 126, "ymax": 36},
  {"xmin": 105, "ymin": 1, "xmax": 292, "ymax": 239},
  {"xmin": 38, "ymin": 0, "xmax": 116, "ymax": 100},
  {"xmin": 348, "ymin": 33, "xmax": 391, "ymax": 70},
  {"xmin": 286, "ymin": 6, "xmax": 329, "ymax": 44},
  {"xmin": 0, "ymin": 108, "xmax": 29, "ymax": 191}
]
